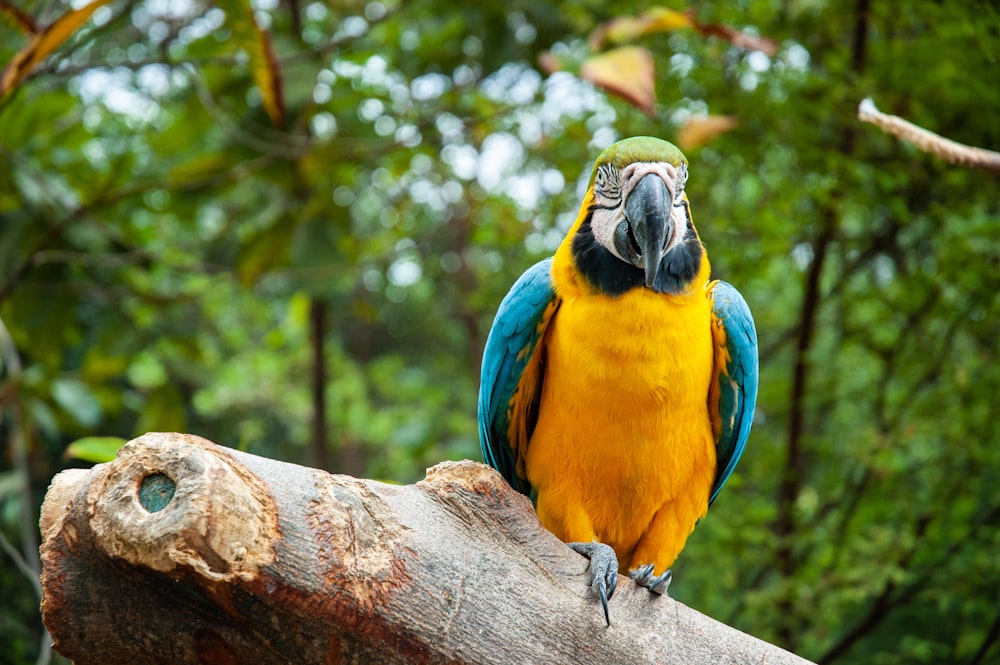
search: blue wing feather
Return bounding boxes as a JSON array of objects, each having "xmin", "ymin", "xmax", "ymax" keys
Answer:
[
  {"xmin": 477, "ymin": 258, "xmax": 558, "ymax": 497},
  {"xmin": 708, "ymin": 281, "xmax": 758, "ymax": 505}
]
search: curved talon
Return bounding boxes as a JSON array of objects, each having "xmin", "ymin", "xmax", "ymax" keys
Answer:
[
  {"xmin": 629, "ymin": 564, "xmax": 673, "ymax": 596},
  {"xmin": 568, "ymin": 541, "xmax": 619, "ymax": 625},
  {"xmin": 597, "ymin": 579, "xmax": 610, "ymax": 626}
]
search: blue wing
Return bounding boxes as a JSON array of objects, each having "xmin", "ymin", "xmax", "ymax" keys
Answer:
[
  {"xmin": 707, "ymin": 281, "xmax": 759, "ymax": 505},
  {"xmin": 477, "ymin": 258, "xmax": 559, "ymax": 497}
]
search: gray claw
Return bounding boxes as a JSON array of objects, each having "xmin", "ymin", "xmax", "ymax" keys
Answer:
[
  {"xmin": 629, "ymin": 564, "xmax": 672, "ymax": 596},
  {"xmin": 568, "ymin": 541, "xmax": 619, "ymax": 625}
]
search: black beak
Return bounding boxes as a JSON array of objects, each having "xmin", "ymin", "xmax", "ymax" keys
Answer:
[{"xmin": 617, "ymin": 173, "xmax": 674, "ymax": 288}]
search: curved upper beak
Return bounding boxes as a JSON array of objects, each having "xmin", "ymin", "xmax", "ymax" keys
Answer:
[{"xmin": 620, "ymin": 173, "xmax": 674, "ymax": 288}]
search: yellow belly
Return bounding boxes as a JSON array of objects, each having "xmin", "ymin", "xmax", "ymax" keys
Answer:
[{"xmin": 525, "ymin": 286, "xmax": 716, "ymax": 573}]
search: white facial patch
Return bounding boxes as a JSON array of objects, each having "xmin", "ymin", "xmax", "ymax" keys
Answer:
[
  {"xmin": 589, "ymin": 161, "xmax": 689, "ymax": 260},
  {"xmin": 589, "ymin": 201, "xmax": 626, "ymax": 261}
]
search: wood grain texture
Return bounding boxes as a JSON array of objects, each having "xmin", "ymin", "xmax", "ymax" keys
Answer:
[{"xmin": 40, "ymin": 432, "xmax": 814, "ymax": 665}]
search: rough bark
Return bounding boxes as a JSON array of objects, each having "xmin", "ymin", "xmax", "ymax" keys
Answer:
[{"xmin": 40, "ymin": 432, "xmax": 813, "ymax": 665}]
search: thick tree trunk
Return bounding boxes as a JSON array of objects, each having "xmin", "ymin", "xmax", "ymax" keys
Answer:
[{"xmin": 40, "ymin": 432, "xmax": 813, "ymax": 665}]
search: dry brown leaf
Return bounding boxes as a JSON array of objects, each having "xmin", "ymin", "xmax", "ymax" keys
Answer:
[
  {"xmin": 215, "ymin": 0, "xmax": 286, "ymax": 128},
  {"xmin": 694, "ymin": 21, "xmax": 778, "ymax": 57},
  {"xmin": 0, "ymin": 0, "xmax": 113, "ymax": 97},
  {"xmin": 581, "ymin": 46, "xmax": 656, "ymax": 115},
  {"xmin": 677, "ymin": 115, "xmax": 739, "ymax": 149},
  {"xmin": 253, "ymin": 17, "xmax": 285, "ymax": 128}
]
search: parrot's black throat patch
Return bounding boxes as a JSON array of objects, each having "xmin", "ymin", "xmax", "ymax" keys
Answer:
[{"xmin": 572, "ymin": 214, "xmax": 703, "ymax": 296}]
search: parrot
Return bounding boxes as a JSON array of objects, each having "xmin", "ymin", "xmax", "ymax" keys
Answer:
[{"xmin": 477, "ymin": 136, "xmax": 758, "ymax": 625}]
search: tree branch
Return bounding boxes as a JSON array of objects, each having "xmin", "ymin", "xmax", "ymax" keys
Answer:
[
  {"xmin": 968, "ymin": 602, "xmax": 1000, "ymax": 665},
  {"xmin": 40, "ymin": 433, "xmax": 815, "ymax": 665},
  {"xmin": 308, "ymin": 296, "xmax": 329, "ymax": 471},
  {"xmin": 858, "ymin": 98, "xmax": 1000, "ymax": 171}
]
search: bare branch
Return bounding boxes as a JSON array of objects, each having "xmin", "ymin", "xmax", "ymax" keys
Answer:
[{"xmin": 859, "ymin": 98, "xmax": 1000, "ymax": 171}]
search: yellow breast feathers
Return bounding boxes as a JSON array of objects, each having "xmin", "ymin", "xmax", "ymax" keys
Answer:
[{"xmin": 525, "ymin": 248, "xmax": 717, "ymax": 573}]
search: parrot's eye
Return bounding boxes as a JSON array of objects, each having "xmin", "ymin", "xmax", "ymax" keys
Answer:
[
  {"xmin": 594, "ymin": 164, "xmax": 622, "ymax": 201},
  {"xmin": 672, "ymin": 163, "xmax": 688, "ymax": 203}
]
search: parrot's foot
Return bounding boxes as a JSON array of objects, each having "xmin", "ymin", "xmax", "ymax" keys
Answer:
[
  {"xmin": 629, "ymin": 564, "xmax": 672, "ymax": 596},
  {"xmin": 568, "ymin": 541, "xmax": 619, "ymax": 626}
]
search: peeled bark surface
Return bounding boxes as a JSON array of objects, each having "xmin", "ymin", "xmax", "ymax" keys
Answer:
[{"xmin": 40, "ymin": 432, "xmax": 814, "ymax": 664}]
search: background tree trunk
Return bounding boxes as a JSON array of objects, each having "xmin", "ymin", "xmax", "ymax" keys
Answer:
[{"xmin": 40, "ymin": 432, "xmax": 813, "ymax": 665}]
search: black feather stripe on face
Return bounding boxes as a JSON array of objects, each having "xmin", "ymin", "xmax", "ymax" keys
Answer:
[
  {"xmin": 658, "ymin": 225, "xmax": 703, "ymax": 293},
  {"xmin": 572, "ymin": 210, "xmax": 703, "ymax": 296}
]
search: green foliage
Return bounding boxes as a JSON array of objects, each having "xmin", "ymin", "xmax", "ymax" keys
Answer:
[
  {"xmin": 63, "ymin": 436, "xmax": 125, "ymax": 463},
  {"xmin": 1, "ymin": 1, "xmax": 999, "ymax": 663}
]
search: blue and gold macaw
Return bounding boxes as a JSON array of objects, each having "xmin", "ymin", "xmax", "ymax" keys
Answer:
[{"xmin": 478, "ymin": 137, "xmax": 758, "ymax": 624}]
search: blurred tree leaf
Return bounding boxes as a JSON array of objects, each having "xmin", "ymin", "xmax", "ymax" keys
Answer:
[
  {"xmin": 0, "ymin": 470, "xmax": 21, "ymax": 500},
  {"xmin": 580, "ymin": 46, "xmax": 656, "ymax": 114},
  {"xmin": 63, "ymin": 436, "xmax": 126, "ymax": 463},
  {"xmin": 589, "ymin": 7, "xmax": 693, "ymax": 50},
  {"xmin": 135, "ymin": 384, "xmax": 187, "ymax": 436},
  {"xmin": 678, "ymin": 115, "xmax": 739, "ymax": 150},
  {"xmin": 236, "ymin": 215, "xmax": 299, "ymax": 286},
  {"xmin": 590, "ymin": 6, "xmax": 778, "ymax": 56},
  {"xmin": 0, "ymin": 1, "xmax": 36, "ymax": 33},
  {"xmin": 0, "ymin": 0, "xmax": 113, "ymax": 97},
  {"xmin": 51, "ymin": 378, "xmax": 102, "ymax": 428},
  {"xmin": 695, "ymin": 17, "xmax": 778, "ymax": 57},
  {"xmin": 215, "ymin": 0, "xmax": 286, "ymax": 127}
]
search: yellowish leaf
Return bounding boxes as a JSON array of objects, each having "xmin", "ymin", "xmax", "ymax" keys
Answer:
[
  {"xmin": 0, "ymin": 0, "xmax": 113, "ymax": 97},
  {"xmin": 216, "ymin": 0, "xmax": 286, "ymax": 127},
  {"xmin": 581, "ymin": 46, "xmax": 656, "ymax": 115},
  {"xmin": 677, "ymin": 115, "xmax": 739, "ymax": 149},
  {"xmin": 591, "ymin": 8, "xmax": 693, "ymax": 50},
  {"xmin": 590, "ymin": 6, "xmax": 778, "ymax": 57},
  {"xmin": 644, "ymin": 7, "xmax": 694, "ymax": 31},
  {"xmin": 253, "ymin": 16, "xmax": 285, "ymax": 128}
]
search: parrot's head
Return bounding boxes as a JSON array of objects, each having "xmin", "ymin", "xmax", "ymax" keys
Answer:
[{"xmin": 566, "ymin": 136, "xmax": 703, "ymax": 296}]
